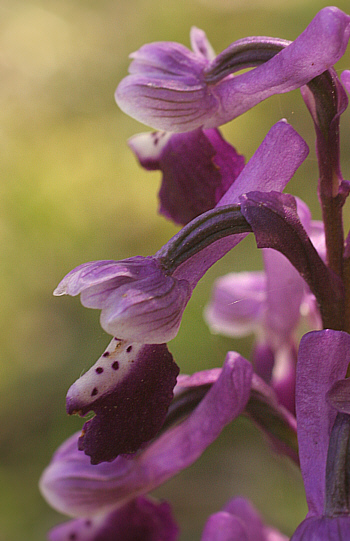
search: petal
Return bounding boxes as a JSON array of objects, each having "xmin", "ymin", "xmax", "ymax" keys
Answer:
[
  {"xmin": 40, "ymin": 352, "xmax": 252, "ymax": 517},
  {"xmin": 54, "ymin": 257, "xmax": 191, "ymax": 344},
  {"xmin": 116, "ymin": 8, "xmax": 350, "ymax": 132},
  {"xmin": 204, "ymin": 271, "xmax": 267, "ymax": 337},
  {"xmin": 296, "ymin": 330, "xmax": 350, "ymax": 516},
  {"xmin": 129, "ymin": 128, "xmax": 244, "ymax": 225},
  {"xmin": 66, "ymin": 340, "xmax": 179, "ymax": 464},
  {"xmin": 341, "ymin": 70, "xmax": 350, "ymax": 93},
  {"xmin": 291, "ymin": 516, "xmax": 350, "ymax": 541},
  {"xmin": 218, "ymin": 120, "xmax": 308, "ymax": 206},
  {"xmin": 201, "ymin": 512, "xmax": 249, "ymax": 541},
  {"xmin": 48, "ymin": 496, "xmax": 179, "ymax": 541},
  {"xmin": 190, "ymin": 27, "xmax": 215, "ymax": 61},
  {"xmin": 201, "ymin": 498, "xmax": 288, "ymax": 541},
  {"xmin": 263, "ymin": 247, "xmax": 304, "ymax": 343}
]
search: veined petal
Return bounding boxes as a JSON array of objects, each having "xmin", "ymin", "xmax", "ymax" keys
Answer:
[
  {"xmin": 66, "ymin": 340, "xmax": 179, "ymax": 464},
  {"xmin": 54, "ymin": 257, "xmax": 191, "ymax": 344},
  {"xmin": 116, "ymin": 8, "xmax": 350, "ymax": 132},
  {"xmin": 129, "ymin": 128, "xmax": 244, "ymax": 225},
  {"xmin": 296, "ymin": 330, "xmax": 350, "ymax": 516},
  {"xmin": 48, "ymin": 497, "xmax": 179, "ymax": 541},
  {"xmin": 40, "ymin": 352, "xmax": 252, "ymax": 517}
]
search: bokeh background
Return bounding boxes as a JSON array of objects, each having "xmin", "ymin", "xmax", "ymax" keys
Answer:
[{"xmin": 1, "ymin": 0, "xmax": 350, "ymax": 539}]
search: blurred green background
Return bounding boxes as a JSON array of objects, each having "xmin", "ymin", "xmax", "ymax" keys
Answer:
[{"xmin": 1, "ymin": 0, "xmax": 350, "ymax": 539}]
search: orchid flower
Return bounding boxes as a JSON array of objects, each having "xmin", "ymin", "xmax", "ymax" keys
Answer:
[
  {"xmin": 54, "ymin": 120, "xmax": 307, "ymax": 463},
  {"xmin": 115, "ymin": 8, "xmax": 350, "ymax": 132},
  {"xmin": 40, "ymin": 352, "xmax": 253, "ymax": 540}
]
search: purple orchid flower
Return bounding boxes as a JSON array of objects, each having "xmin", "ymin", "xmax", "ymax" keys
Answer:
[
  {"xmin": 115, "ymin": 8, "xmax": 350, "ymax": 132},
  {"xmin": 204, "ymin": 199, "xmax": 324, "ymax": 413},
  {"xmin": 201, "ymin": 497, "xmax": 288, "ymax": 541},
  {"xmin": 40, "ymin": 352, "xmax": 253, "ymax": 540},
  {"xmin": 290, "ymin": 330, "xmax": 350, "ymax": 540},
  {"xmin": 54, "ymin": 121, "xmax": 307, "ymax": 463},
  {"xmin": 126, "ymin": 28, "xmax": 245, "ymax": 226}
]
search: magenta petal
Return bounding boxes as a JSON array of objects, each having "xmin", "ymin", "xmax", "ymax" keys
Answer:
[
  {"xmin": 40, "ymin": 352, "xmax": 252, "ymax": 517},
  {"xmin": 296, "ymin": 330, "xmax": 350, "ymax": 516},
  {"xmin": 129, "ymin": 128, "xmax": 244, "ymax": 225},
  {"xmin": 48, "ymin": 496, "xmax": 179, "ymax": 541}
]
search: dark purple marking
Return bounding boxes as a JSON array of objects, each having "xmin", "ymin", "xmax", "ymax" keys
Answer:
[
  {"xmin": 85, "ymin": 520, "xmax": 92, "ymax": 527},
  {"xmin": 95, "ymin": 367, "xmax": 104, "ymax": 374},
  {"xmin": 126, "ymin": 345, "xmax": 132, "ymax": 353},
  {"xmin": 68, "ymin": 534, "xmax": 77, "ymax": 541},
  {"xmin": 112, "ymin": 361, "xmax": 119, "ymax": 371},
  {"xmin": 78, "ymin": 344, "xmax": 179, "ymax": 464},
  {"xmin": 102, "ymin": 351, "xmax": 110, "ymax": 357},
  {"xmin": 91, "ymin": 387, "xmax": 98, "ymax": 397}
]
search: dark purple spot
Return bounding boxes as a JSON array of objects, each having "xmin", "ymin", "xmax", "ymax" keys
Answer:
[
  {"xmin": 91, "ymin": 387, "xmax": 98, "ymax": 396},
  {"xmin": 112, "ymin": 361, "xmax": 119, "ymax": 370},
  {"xmin": 85, "ymin": 520, "xmax": 92, "ymax": 527},
  {"xmin": 114, "ymin": 337, "xmax": 121, "ymax": 341},
  {"xmin": 69, "ymin": 534, "xmax": 77, "ymax": 541},
  {"xmin": 102, "ymin": 351, "xmax": 110, "ymax": 357},
  {"xmin": 95, "ymin": 367, "xmax": 104, "ymax": 374},
  {"xmin": 126, "ymin": 345, "xmax": 132, "ymax": 353}
]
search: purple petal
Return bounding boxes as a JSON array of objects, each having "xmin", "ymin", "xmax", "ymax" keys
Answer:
[
  {"xmin": 201, "ymin": 512, "xmax": 249, "ymax": 541},
  {"xmin": 40, "ymin": 352, "xmax": 252, "ymax": 517},
  {"xmin": 190, "ymin": 27, "xmax": 215, "ymax": 61},
  {"xmin": 66, "ymin": 341, "xmax": 179, "ymax": 464},
  {"xmin": 296, "ymin": 330, "xmax": 350, "ymax": 516},
  {"xmin": 263, "ymin": 247, "xmax": 304, "ymax": 343},
  {"xmin": 291, "ymin": 516, "xmax": 350, "ymax": 541},
  {"xmin": 129, "ymin": 128, "xmax": 244, "ymax": 225},
  {"xmin": 341, "ymin": 70, "xmax": 350, "ymax": 93},
  {"xmin": 218, "ymin": 120, "xmax": 308, "ymax": 206},
  {"xmin": 204, "ymin": 271, "xmax": 267, "ymax": 337},
  {"xmin": 48, "ymin": 496, "xmax": 179, "ymax": 541},
  {"xmin": 116, "ymin": 8, "xmax": 350, "ymax": 131},
  {"xmin": 54, "ymin": 257, "xmax": 191, "ymax": 343},
  {"xmin": 201, "ymin": 498, "xmax": 288, "ymax": 541}
]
